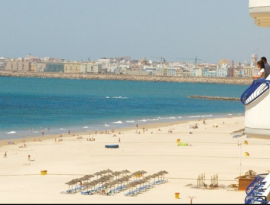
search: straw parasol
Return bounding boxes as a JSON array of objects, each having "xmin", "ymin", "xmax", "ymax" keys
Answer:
[
  {"xmin": 93, "ymin": 171, "xmax": 103, "ymax": 179},
  {"xmin": 103, "ymin": 169, "xmax": 113, "ymax": 174},
  {"xmin": 122, "ymin": 170, "xmax": 130, "ymax": 174},
  {"xmin": 71, "ymin": 178, "xmax": 82, "ymax": 184},
  {"xmin": 65, "ymin": 180, "xmax": 77, "ymax": 192},
  {"xmin": 79, "ymin": 176, "xmax": 90, "ymax": 181}
]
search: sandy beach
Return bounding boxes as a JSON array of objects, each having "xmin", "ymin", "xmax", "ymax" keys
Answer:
[{"xmin": 1, "ymin": 116, "xmax": 268, "ymax": 204}]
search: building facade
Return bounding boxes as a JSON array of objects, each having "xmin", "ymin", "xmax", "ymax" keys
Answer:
[
  {"xmin": 44, "ymin": 63, "xmax": 64, "ymax": 72},
  {"xmin": 6, "ymin": 59, "xmax": 32, "ymax": 72}
]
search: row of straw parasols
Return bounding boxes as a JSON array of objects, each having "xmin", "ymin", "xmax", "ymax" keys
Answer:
[
  {"xmin": 65, "ymin": 170, "xmax": 168, "ymax": 192},
  {"xmin": 65, "ymin": 169, "xmax": 131, "ymax": 188}
]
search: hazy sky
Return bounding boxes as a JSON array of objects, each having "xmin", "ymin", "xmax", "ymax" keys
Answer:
[{"xmin": 1, "ymin": 0, "xmax": 269, "ymax": 63}]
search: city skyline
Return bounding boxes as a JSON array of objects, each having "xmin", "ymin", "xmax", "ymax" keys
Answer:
[{"xmin": 1, "ymin": 0, "xmax": 269, "ymax": 63}]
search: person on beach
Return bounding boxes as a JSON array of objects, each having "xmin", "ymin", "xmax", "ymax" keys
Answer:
[
  {"xmin": 189, "ymin": 127, "xmax": 193, "ymax": 134},
  {"xmin": 261, "ymin": 57, "xmax": 270, "ymax": 79},
  {"xmin": 42, "ymin": 131, "xmax": 44, "ymax": 137},
  {"xmin": 68, "ymin": 130, "xmax": 70, "ymax": 135},
  {"xmin": 28, "ymin": 154, "xmax": 31, "ymax": 161},
  {"xmin": 118, "ymin": 138, "xmax": 121, "ymax": 143},
  {"xmin": 252, "ymin": 60, "xmax": 266, "ymax": 80},
  {"xmin": 4, "ymin": 151, "xmax": 7, "ymax": 158}
]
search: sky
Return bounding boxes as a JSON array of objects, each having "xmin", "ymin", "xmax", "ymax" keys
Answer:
[{"xmin": 0, "ymin": 0, "xmax": 269, "ymax": 63}]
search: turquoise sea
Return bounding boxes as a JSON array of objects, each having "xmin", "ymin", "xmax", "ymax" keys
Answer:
[{"xmin": 0, "ymin": 77, "xmax": 248, "ymax": 140}]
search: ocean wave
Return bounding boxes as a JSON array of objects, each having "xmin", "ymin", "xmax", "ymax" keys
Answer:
[
  {"xmin": 138, "ymin": 119, "xmax": 147, "ymax": 122},
  {"xmin": 60, "ymin": 128, "xmax": 66, "ymax": 130},
  {"xmin": 147, "ymin": 119, "xmax": 158, "ymax": 121},
  {"xmin": 7, "ymin": 131, "xmax": 16, "ymax": 134},
  {"xmin": 200, "ymin": 114, "xmax": 212, "ymax": 117},
  {"xmin": 168, "ymin": 117, "xmax": 176, "ymax": 119},
  {"xmin": 106, "ymin": 96, "xmax": 110, "ymax": 99},
  {"xmin": 178, "ymin": 117, "xmax": 182, "ymax": 118},
  {"xmin": 83, "ymin": 126, "xmax": 88, "ymax": 129},
  {"xmin": 159, "ymin": 117, "xmax": 176, "ymax": 120},
  {"xmin": 113, "ymin": 121, "xmax": 123, "ymax": 124},
  {"xmin": 112, "ymin": 96, "xmax": 128, "ymax": 99},
  {"xmin": 126, "ymin": 120, "xmax": 135, "ymax": 123},
  {"xmin": 105, "ymin": 124, "xmax": 110, "ymax": 126},
  {"xmin": 189, "ymin": 115, "xmax": 201, "ymax": 118}
]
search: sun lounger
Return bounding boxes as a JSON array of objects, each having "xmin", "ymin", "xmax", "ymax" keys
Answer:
[{"xmin": 105, "ymin": 145, "xmax": 119, "ymax": 149}]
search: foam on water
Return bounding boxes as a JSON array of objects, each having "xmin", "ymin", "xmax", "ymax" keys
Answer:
[
  {"xmin": 113, "ymin": 121, "xmax": 123, "ymax": 124},
  {"xmin": 126, "ymin": 120, "xmax": 135, "ymax": 123},
  {"xmin": 7, "ymin": 131, "xmax": 16, "ymax": 134}
]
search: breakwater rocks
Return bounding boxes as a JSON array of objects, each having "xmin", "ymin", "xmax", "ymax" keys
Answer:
[
  {"xmin": 0, "ymin": 71, "xmax": 253, "ymax": 85},
  {"xmin": 189, "ymin": 95, "xmax": 240, "ymax": 101}
]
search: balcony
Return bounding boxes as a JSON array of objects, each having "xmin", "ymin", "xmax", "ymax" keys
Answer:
[
  {"xmin": 241, "ymin": 79, "xmax": 270, "ymax": 139},
  {"xmin": 250, "ymin": 0, "xmax": 270, "ymax": 27}
]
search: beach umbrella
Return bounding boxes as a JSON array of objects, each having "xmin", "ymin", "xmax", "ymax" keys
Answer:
[
  {"xmin": 112, "ymin": 171, "xmax": 122, "ymax": 180},
  {"xmin": 71, "ymin": 178, "xmax": 82, "ymax": 184},
  {"xmin": 94, "ymin": 171, "xmax": 102, "ymax": 179},
  {"xmin": 86, "ymin": 174, "xmax": 95, "ymax": 182},
  {"xmin": 123, "ymin": 170, "xmax": 131, "ymax": 174},
  {"xmin": 80, "ymin": 176, "xmax": 90, "ymax": 182},
  {"xmin": 65, "ymin": 181, "xmax": 76, "ymax": 192}
]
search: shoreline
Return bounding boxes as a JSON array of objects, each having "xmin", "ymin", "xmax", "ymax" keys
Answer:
[
  {"xmin": 0, "ymin": 115, "xmax": 243, "ymax": 149},
  {"xmin": 0, "ymin": 71, "xmax": 253, "ymax": 85}
]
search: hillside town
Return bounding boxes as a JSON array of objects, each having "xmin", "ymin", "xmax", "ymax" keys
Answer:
[{"xmin": 0, "ymin": 54, "xmax": 259, "ymax": 78}]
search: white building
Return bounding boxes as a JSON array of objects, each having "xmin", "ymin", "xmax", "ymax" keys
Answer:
[
  {"xmin": 167, "ymin": 68, "xmax": 177, "ymax": 76},
  {"xmin": 96, "ymin": 58, "xmax": 113, "ymax": 73},
  {"xmin": 243, "ymin": 0, "xmax": 270, "ymax": 140},
  {"xmin": 0, "ymin": 57, "xmax": 7, "ymax": 70},
  {"xmin": 192, "ymin": 68, "xmax": 203, "ymax": 77},
  {"xmin": 251, "ymin": 54, "xmax": 258, "ymax": 67},
  {"xmin": 81, "ymin": 62, "xmax": 102, "ymax": 74},
  {"xmin": 216, "ymin": 59, "xmax": 230, "ymax": 77}
]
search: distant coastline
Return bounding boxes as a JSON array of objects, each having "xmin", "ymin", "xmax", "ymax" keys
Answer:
[{"xmin": 0, "ymin": 71, "xmax": 253, "ymax": 85}]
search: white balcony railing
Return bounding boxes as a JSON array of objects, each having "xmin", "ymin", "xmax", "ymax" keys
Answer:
[{"xmin": 249, "ymin": 0, "xmax": 270, "ymax": 27}]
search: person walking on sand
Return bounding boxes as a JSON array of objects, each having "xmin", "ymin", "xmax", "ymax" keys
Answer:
[
  {"xmin": 4, "ymin": 151, "xmax": 7, "ymax": 158},
  {"xmin": 118, "ymin": 138, "xmax": 121, "ymax": 143},
  {"xmin": 28, "ymin": 154, "xmax": 31, "ymax": 161}
]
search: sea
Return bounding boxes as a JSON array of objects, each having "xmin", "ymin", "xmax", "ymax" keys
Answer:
[{"xmin": 0, "ymin": 77, "xmax": 248, "ymax": 140}]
